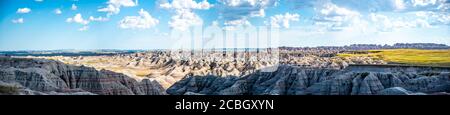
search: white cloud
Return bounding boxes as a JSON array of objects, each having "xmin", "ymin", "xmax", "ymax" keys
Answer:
[
  {"xmin": 98, "ymin": 0, "xmax": 138, "ymax": 16},
  {"xmin": 318, "ymin": 0, "xmax": 447, "ymax": 13},
  {"xmin": 220, "ymin": 0, "xmax": 278, "ymax": 8},
  {"xmin": 270, "ymin": 13, "xmax": 300, "ymax": 28},
  {"xmin": 119, "ymin": 9, "xmax": 159, "ymax": 29},
  {"xmin": 286, "ymin": 0, "xmax": 448, "ymax": 35},
  {"xmin": 370, "ymin": 13, "xmax": 405, "ymax": 31},
  {"xmin": 369, "ymin": 13, "xmax": 433, "ymax": 32},
  {"xmin": 415, "ymin": 11, "xmax": 430, "ymax": 17},
  {"xmin": 434, "ymin": 13, "xmax": 450, "ymax": 25},
  {"xmin": 301, "ymin": 0, "xmax": 442, "ymax": 32},
  {"xmin": 11, "ymin": 18, "xmax": 24, "ymax": 24},
  {"xmin": 160, "ymin": 0, "xmax": 212, "ymax": 31},
  {"xmin": 414, "ymin": 11, "xmax": 450, "ymax": 25},
  {"xmin": 160, "ymin": 0, "xmax": 213, "ymax": 9},
  {"xmin": 394, "ymin": 0, "xmax": 407, "ymax": 10},
  {"xmin": 219, "ymin": 0, "xmax": 278, "ymax": 18},
  {"xmin": 224, "ymin": 18, "xmax": 251, "ymax": 26},
  {"xmin": 66, "ymin": 13, "xmax": 89, "ymax": 25},
  {"xmin": 212, "ymin": 20, "xmax": 219, "ymax": 26},
  {"xmin": 79, "ymin": 26, "xmax": 89, "ymax": 31},
  {"xmin": 313, "ymin": 3, "xmax": 361, "ymax": 31},
  {"xmin": 218, "ymin": 0, "xmax": 279, "ymax": 28},
  {"xmin": 17, "ymin": 8, "xmax": 31, "ymax": 14},
  {"xmin": 98, "ymin": 4, "xmax": 120, "ymax": 15},
  {"xmin": 67, "ymin": 14, "xmax": 111, "ymax": 31},
  {"xmin": 168, "ymin": 9, "xmax": 203, "ymax": 31},
  {"xmin": 89, "ymin": 16, "xmax": 109, "ymax": 22},
  {"xmin": 317, "ymin": 3, "xmax": 360, "ymax": 22},
  {"xmin": 112, "ymin": 0, "xmax": 138, "ymax": 7},
  {"xmin": 412, "ymin": 0, "xmax": 438, "ymax": 7},
  {"xmin": 71, "ymin": 4, "xmax": 77, "ymax": 10},
  {"xmin": 66, "ymin": 13, "xmax": 90, "ymax": 31},
  {"xmin": 415, "ymin": 18, "xmax": 432, "ymax": 27},
  {"xmin": 222, "ymin": 18, "xmax": 253, "ymax": 30},
  {"xmin": 54, "ymin": 8, "xmax": 62, "ymax": 14},
  {"xmin": 35, "ymin": 0, "xmax": 43, "ymax": 2}
]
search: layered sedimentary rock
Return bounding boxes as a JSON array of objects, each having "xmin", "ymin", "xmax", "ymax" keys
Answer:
[
  {"xmin": 0, "ymin": 57, "xmax": 165, "ymax": 95},
  {"xmin": 37, "ymin": 49, "xmax": 385, "ymax": 89},
  {"xmin": 167, "ymin": 65, "xmax": 450, "ymax": 95}
]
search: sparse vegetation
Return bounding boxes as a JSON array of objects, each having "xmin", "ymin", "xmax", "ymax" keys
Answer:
[{"xmin": 338, "ymin": 49, "xmax": 450, "ymax": 66}]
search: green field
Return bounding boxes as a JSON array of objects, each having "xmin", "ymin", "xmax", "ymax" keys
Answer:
[{"xmin": 337, "ymin": 49, "xmax": 450, "ymax": 66}]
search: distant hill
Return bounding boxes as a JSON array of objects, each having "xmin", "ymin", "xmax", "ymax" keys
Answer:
[
  {"xmin": 1, "ymin": 43, "xmax": 448, "ymax": 57},
  {"xmin": 0, "ymin": 49, "xmax": 145, "ymax": 57},
  {"xmin": 280, "ymin": 43, "xmax": 450, "ymax": 50}
]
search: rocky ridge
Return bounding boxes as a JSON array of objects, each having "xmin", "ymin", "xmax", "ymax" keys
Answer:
[
  {"xmin": 167, "ymin": 65, "xmax": 450, "ymax": 95},
  {"xmin": 0, "ymin": 57, "xmax": 165, "ymax": 95}
]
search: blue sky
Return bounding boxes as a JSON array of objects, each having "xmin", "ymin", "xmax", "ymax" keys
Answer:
[{"xmin": 0, "ymin": 0, "xmax": 449, "ymax": 50}]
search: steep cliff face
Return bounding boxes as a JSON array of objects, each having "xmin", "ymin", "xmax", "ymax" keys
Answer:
[
  {"xmin": 167, "ymin": 65, "xmax": 450, "ymax": 95},
  {"xmin": 0, "ymin": 57, "xmax": 165, "ymax": 95},
  {"xmin": 167, "ymin": 66, "xmax": 340, "ymax": 95},
  {"xmin": 304, "ymin": 72, "xmax": 449, "ymax": 95}
]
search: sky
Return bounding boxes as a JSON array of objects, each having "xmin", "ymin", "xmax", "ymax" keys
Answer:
[{"xmin": 0, "ymin": 0, "xmax": 449, "ymax": 50}]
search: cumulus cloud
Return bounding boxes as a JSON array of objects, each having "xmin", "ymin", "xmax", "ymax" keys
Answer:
[
  {"xmin": 313, "ymin": 2, "xmax": 361, "ymax": 31},
  {"xmin": 415, "ymin": 11, "xmax": 450, "ymax": 25},
  {"xmin": 67, "ymin": 13, "xmax": 92, "ymax": 31},
  {"xmin": 54, "ymin": 8, "xmax": 62, "ymax": 14},
  {"xmin": 394, "ymin": 0, "xmax": 407, "ymax": 10},
  {"xmin": 313, "ymin": 0, "xmax": 447, "ymax": 13},
  {"xmin": 270, "ymin": 13, "xmax": 300, "ymax": 28},
  {"xmin": 159, "ymin": 0, "xmax": 213, "ymax": 31},
  {"xmin": 17, "ymin": 8, "xmax": 31, "ymax": 14},
  {"xmin": 369, "ymin": 13, "xmax": 432, "ymax": 32},
  {"xmin": 316, "ymin": 3, "xmax": 360, "ymax": 21},
  {"xmin": 71, "ymin": 4, "xmax": 77, "ymax": 10},
  {"xmin": 119, "ymin": 9, "xmax": 159, "ymax": 29},
  {"xmin": 11, "ymin": 18, "xmax": 24, "ymax": 24},
  {"xmin": 218, "ymin": 0, "xmax": 279, "ymax": 28},
  {"xmin": 98, "ymin": 0, "xmax": 138, "ymax": 16},
  {"xmin": 390, "ymin": 0, "xmax": 447, "ymax": 12},
  {"xmin": 369, "ymin": 13, "xmax": 397, "ymax": 31},
  {"xmin": 293, "ymin": 0, "xmax": 448, "ymax": 32},
  {"xmin": 66, "ymin": 13, "xmax": 89, "ymax": 25},
  {"xmin": 168, "ymin": 10, "xmax": 203, "ymax": 31}
]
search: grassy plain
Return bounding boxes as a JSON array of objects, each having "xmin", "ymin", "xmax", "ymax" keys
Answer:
[{"xmin": 338, "ymin": 49, "xmax": 450, "ymax": 66}]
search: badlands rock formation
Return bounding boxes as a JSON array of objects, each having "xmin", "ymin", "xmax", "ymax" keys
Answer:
[
  {"xmin": 1, "ymin": 49, "xmax": 447, "ymax": 95},
  {"xmin": 38, "ymin": 49, "xmax": 385, "ymax": 89},
  {"xmin": 167, "ymin": 65, "xmax": 450, "ymax": 95},
  {"xmin": 38, "ymin": 51, "xmax": 278, "ymax": 89},
  {"xmin": 0, "ymin": 57, "xmax": 165, "ymax": 95}
]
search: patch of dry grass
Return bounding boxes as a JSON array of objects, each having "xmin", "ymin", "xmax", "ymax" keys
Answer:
[{"xmin": 338, "ymin": 49, "xmax": 450, "ymax": 66}]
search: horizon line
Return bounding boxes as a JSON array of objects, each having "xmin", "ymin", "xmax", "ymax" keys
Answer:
[{"xmin": 0, "ymin": 43, "xmax": 449, "ymax": 51}]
